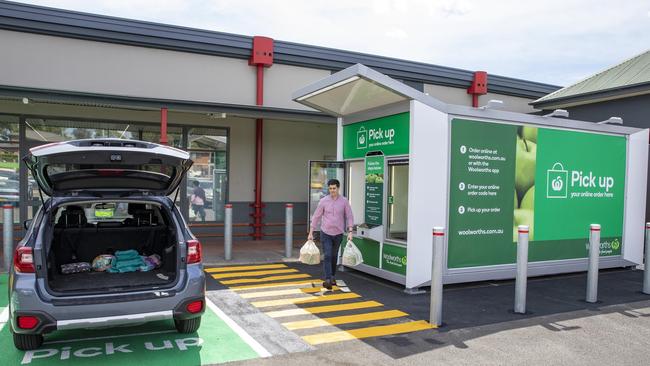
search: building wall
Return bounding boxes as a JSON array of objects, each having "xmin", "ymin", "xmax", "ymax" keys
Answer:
[
  {"xmin": 423, "ymin": 83, "xmax": 469, "ymax": 105},
  {"xmin": 262, "ymin": 120, "xmax": 336, "ymax": 202},
  {"xmin": 0, "ymin": 30, "xmax": 331, "ymax": 112},
  {"xmin": 0, "ymin": 30, "xmax": 257, "ymax": 105},
  {"xmin": 477, "ymin": 93, "xmax": 539, "ymax": 114},
  {"xmin": 550, "ymin": 94, "xmax": 650, "ymax": 129},
  {"xmin": 263, "ymin": 64, "xmax": 330, "ymax": 111},
  {"xmin": 424, "ymin": 83, "xmax": 540, "ymax": 113}
]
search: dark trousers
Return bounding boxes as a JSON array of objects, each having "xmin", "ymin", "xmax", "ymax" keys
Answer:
[
  {"xmin": 321, "ymin": 232, "xmax": 343, "ymax": 281},
  {"xmin": 192, "ymin": 204, "xmax": 206, "ymax": 221}
]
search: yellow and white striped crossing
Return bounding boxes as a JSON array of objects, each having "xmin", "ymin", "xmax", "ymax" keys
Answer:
[
  {"xmin": 251, "ymin": 292, "xmax": 361, "ymax": 308},
  {"xmin": 283, "ymin": 310, "xmax": 408, "ymax": 330},
  {"xmin": 207, "ymin": 263, "xmax": 435, "ymax": 346},
  {"xmin": 265, "ymin": 300, "xmax": 384, "ymax": 318},
  {"xmin": 211, "ymin": 268, "xmax": 299, "ymax": 279},
  {"xmin": 238, "ymin": 286, "xmax": 340, "ymax": 299}
]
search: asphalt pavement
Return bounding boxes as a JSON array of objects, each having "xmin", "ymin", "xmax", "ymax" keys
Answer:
[{"xmin": 209, "ymin": 265, "xmax": 650, "ymax": 365}]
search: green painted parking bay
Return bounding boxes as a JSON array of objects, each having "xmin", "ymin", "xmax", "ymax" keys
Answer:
[{"xmin": 0, "ymin": 294, "xmax": 262, "ymax": 365}]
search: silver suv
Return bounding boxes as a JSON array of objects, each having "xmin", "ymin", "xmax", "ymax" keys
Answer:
[{"xmin": 9, "ymin": 139, "xmax": 205, "ymax": 350}]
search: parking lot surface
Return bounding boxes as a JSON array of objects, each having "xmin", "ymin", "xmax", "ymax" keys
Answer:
[
  {"xmin": 3, "ymin": 266, "xmax": 650, "ymax": 365},
  {"xmin": 0, "ymin": 274, "xmax": 265, "ymax": 365}
]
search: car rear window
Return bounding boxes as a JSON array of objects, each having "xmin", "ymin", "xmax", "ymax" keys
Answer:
[{"xmin": 44, "ymin": 163, "xmax": 178, "ymax": 191}]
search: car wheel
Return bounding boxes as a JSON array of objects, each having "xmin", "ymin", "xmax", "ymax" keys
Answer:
[
  {"xmin": 12, "ymin": 331, "xmax": 44, "ymax": 350},
  {"xmin": 174, "ymin": 317, "xmax": 201, "ymax": 333}
]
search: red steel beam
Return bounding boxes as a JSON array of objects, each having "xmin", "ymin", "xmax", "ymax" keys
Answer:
[
  {"xmin": 160, "ymin": 107, "xmax": 168, "ymax": 145},
  {"xmin": 250, "ymin": 36, "xmax": 274, "ymax": 240}
]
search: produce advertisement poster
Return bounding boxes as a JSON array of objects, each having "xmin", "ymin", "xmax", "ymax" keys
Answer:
[
  {"xmin": 448, "ymin": 118, "xmax": 626, "ymax": 268},
  {"xmin": 365, "ymin": 154, "xmax": 384, "ymax": 226}
]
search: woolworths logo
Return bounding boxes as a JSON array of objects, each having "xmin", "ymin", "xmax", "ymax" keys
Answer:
[
  {"xmin": 547, "ymin": 162, "xmax": 568, "ymax": 198},
  {"xmin": 383, "ymin": 253, "xmax": 406, "ymax": 267},
  {"xmin": 357, "ymin": 127, "xmax": 367, "ymax": 149},
  {"xmin": 585, "ymin": 238, "xmax": 621, "ymax": 255}
]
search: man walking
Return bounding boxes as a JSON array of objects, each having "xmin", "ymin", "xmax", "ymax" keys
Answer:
[{"xmin": 308, "ymin": 179, "xmax": 354, "ymax": 290}]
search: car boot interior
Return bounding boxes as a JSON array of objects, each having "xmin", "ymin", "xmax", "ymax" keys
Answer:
[{"xmin": 45, "ymin": 202, "xmax": 179, "ymax": 294}]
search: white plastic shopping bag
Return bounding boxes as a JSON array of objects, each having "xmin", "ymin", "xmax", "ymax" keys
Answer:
[
  {"xmin": 342, "ymin": 240, "xmax": 364, "ymax": 266},
  {"xmin": 299, "ymin": 240, "xmax": 321, "ymax": 265}
]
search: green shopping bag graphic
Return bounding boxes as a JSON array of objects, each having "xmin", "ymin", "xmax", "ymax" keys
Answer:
[
  {"xmin": 357, "ymin": 126, "xmax": 368, "ymax": 149},
  {"xmin": 546, "ymin": 162, "xmax": 568, "ymax": 198}
]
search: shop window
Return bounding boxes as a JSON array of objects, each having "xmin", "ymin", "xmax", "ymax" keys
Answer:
[
  {"xmin": 0, "ymin": 116, "xmax": 20, "ymax": 222},
  {"xmin": 387, "ymin": 160, "xmax": 409, "ymax": 241},
  {"xmin": 187, "ymin": 128, "xmax": 228, "ymax": 222},
  {"xmin": 308, "ymin": 161, "xmax": 347, "ymax": 229},
  {"xmin": 23, "ymin": 118, "xmax": 183, "ymax": 219}
]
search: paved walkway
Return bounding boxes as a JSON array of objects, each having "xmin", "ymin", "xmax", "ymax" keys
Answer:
[
  {"xmin": 200, "ymin": 238, "xmax": 307, "ymax": 266},
  {"xmin": 205, "ymin": 263, "xmax": 435, "ymax": 348}
]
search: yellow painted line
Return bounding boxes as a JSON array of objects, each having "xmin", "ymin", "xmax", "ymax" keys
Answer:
[
  {"xmin": 205, "ymin": 264, "xmax": 288, "ymax": 273},
  {"xmin": 302, "ymin": 320, "xmax": 435, "ymax": 345},
  {"xmin": 265, "ymin": 301, "xmax": 383, "ymax": 318},
  {"xmin": 303, "ymin": 301, "xmax": 384, "ymax": 315},
  {"xmin": 239, "ymin": 286, "xmax": 339, "ymax": 299},
  {"xmin": 252, "ymin": 293, "xmax": 361, "ymax": 308},
  {"xmin": 211, "ymin": 268, "xmax": 298, "ymax": 279},
  {"xmin": 283, "ymin": 310, "xmax": 408, "ymax": 330},
  {"xmin": 220, "ymin": 274, "xmax": 311, "ymax": 285},
  {"xmin": 229, "ymin": 279, "xmax": 321, "ymax": 291}
]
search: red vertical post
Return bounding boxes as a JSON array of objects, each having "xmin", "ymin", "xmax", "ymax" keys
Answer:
[
  {"xmin": 254, "ymin": 65, "xmax": 264, "ymax": 239},
  {"xmin": 160, "ymin": 107, "xmax": 168, "ymax": 145},
  {"xmin": 467, "ymin": 71, "xmax": 488, "ymax": 108},
  {"xmin": 250, "ymin": 36, "xmax": 274, "ymax": 240},
  {"xmin": 256, "ymin": 64, "xmax": 264, "ymax": 105}
]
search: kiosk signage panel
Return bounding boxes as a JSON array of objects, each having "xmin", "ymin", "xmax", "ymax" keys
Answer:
[
  {"xmin": 448, "ymin": 118, "xmax": 627, "ymax": 268},
  {"xmin": 343, "ymin": 112, "xmax": 410, "ymax": 159}
]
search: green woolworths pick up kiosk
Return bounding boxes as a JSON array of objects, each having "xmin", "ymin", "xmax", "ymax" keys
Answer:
[{"xmin": 293, "ymin": 64, "xmax": 649, "ymax": 292}]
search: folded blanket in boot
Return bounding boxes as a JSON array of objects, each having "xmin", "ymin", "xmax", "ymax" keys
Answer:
[
  {"xmin": 114, "ymin": 249, "xmax": 141, "ymax": 260},
  {"xmin": 108, "ymin": 249, "xmax": 145, "ymax": 273}
]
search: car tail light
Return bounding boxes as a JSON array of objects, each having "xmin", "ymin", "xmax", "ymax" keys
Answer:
[
  {"xmin": 187, "ymin": 239, "xmax": 202, "ymax": 264},
  {"xmin": 17, "ymin": 316, "xmax": 39, "ymax": 329},
  {"xmin": 186, "ymin": 300, "xmax": 204, "ymax": 314},
  {"xmin": 14, "ymin": 246, "xmax": 35, "ymax": 273}
]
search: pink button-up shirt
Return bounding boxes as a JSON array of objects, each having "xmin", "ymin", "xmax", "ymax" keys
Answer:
[{"xmin": 310, "ymin": 194, "xmax": 354, "ymax": 236}]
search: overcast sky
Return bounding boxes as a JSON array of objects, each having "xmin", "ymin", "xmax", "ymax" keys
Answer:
[{"xmin": 15, "ymin": 0, "xmax": 650, "ymax": 87}]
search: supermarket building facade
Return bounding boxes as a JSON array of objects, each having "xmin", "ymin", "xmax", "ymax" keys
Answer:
[{"xmin": 0, "ymin": 1, "xmax": 559, "ymax": 239}]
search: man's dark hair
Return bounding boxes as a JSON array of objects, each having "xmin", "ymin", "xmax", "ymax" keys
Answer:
[
  {"xmin": 192, "ymin": 180, "xmax": 200, "ymax": 187},
  {"xmin": 327, "ymin": 179, "xmax": 340, "ymax": 188}
]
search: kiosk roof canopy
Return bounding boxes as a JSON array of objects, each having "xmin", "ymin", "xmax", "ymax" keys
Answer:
[
  {"xmin": 294, "ymin": 64, "xmax": 644, "ymax": 136},
  {"xmin": 292, "ymin": 63, "xmax": 446, "ymax": 116}
]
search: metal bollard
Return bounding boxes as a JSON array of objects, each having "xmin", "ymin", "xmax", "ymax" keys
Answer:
[
  {"xmin": 586, "ymin": 224, "xmax": 601, "ymax": 303},
  {"xmin": 285, "ymin": 203, "xmax": 293, "ymax": 258},
  {"xmin": 430, "ymin": 227, "xmax": 445, "ymax": 327},
  {"xmin": 3, "ymin": 204, "xmax": 13, "ymax": 273},
  {"xmin": 643, "ymin": 222, "xmax": 650, "ymax": 295},
  {"xmin": 514, "ymin": 225, "xmax": 529, "ymax": 314},
  {"xmin": 224, "ymin": 204, "xmax": 232, "ymax": 261}
]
